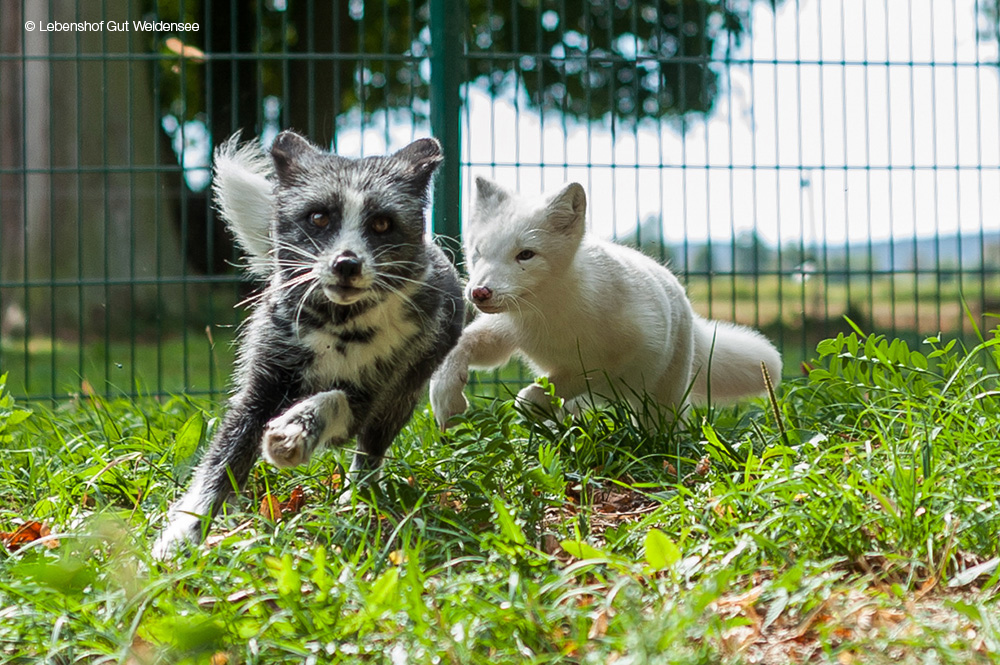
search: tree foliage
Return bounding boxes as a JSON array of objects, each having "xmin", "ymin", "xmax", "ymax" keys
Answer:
[
  {"xmin": 153, "ymin": 0, "xmax": 763, "ymax": 132},
  {"xmin": 146, "ymin": 0, "xmax": 771, "ymax": 273},
  {"xmin": 468, "ymin": 0, "xmax": 749, "ymax": 122}
]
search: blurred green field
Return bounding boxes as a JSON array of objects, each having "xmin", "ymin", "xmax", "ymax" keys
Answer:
[{"xmin": 0, "ymin": 329, "xmax": 238, "ymax": 401}]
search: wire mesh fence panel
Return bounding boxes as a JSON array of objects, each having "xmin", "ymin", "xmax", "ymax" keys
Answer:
[
  {"xmin": 456, "ymin": 0, "xmax": 1000, "ymax": 390},
  {"xmin": 1, "ymin": 0, "xmax": 998, "ymax": 402},
  {"xmin": 1, "ymin": 0, "xmax": 432, "ymax": 401}
]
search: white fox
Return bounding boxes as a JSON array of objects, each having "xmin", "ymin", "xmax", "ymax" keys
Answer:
[{"xmin": 429, "ymin": 177, "xmax": 782, "ymax": 428}]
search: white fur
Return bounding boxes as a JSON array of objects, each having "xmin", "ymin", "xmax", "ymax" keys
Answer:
[
  {"xmin": 262, "ymin": 389, "xmax": 352, "ymax": 468},
  {"xmin": 300, "ymin": 278, "xmax": 426, "ymax": 386},
  {"xmin": 429, "ymin": 178, "xmax": 783, "ymax": 428},
  {"xmin": 151, "ymin": 477, "xmax": 214, "ymax": 560},
  {"xmin": 212, "ymin": 134, "xmax": 275, "ymax": 276}
]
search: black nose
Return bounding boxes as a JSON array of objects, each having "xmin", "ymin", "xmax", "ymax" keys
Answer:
[{"xmin": 332, "ymin": 253, "xmax": 361, "ymax": 279}]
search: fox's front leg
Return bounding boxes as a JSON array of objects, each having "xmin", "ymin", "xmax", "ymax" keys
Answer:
[
  {"xmin": 262, "ymin": 389, "xmax": 353, "ymax": 468},
  {"xmin": 153, "ymin": 398, "xmax": 288, "ymax": 559},
  {"xmin": 430, "ymin": 317, "xmax": 516, "ymax": 430},
  {"xmin": 153, "ymin": 355, "xmax": 300, "ymax": 560}
]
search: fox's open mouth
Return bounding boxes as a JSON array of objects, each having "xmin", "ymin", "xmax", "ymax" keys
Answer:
[
  {"xmin": 323, "ymin": 284, "xmax": 366, "ymax": 304},
  {"xmin": 473, "ymin": 302, "xmax": 503, "ymax": 314}
]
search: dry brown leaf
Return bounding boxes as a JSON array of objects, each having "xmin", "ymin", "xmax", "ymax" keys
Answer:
[
  {"xmin": 832, "ymin": 624, "xmax": 855, "ymax": 640},
  {"xmin": 915, "ymin": 575, "xmax": 938, "ymax": 600},
  {"xmin": 588, "ymin": 608, "xmax": 610, "ymax": 640},
  {"xmin": 683, "ymin": 456, "xmax": 711, "ymax": 486},
  {"xmin": 1, "ymin": 521, "xmax": 58, "ymax": 552},
  {"xmin": 259, "ymin": 494, "xmax": 282, "ymax": 520},
  {"xmin": 283, "ymin": 486, "xmax": 305, "ymax": 514},
  {"xmin": 259, "ymin": 486, "xmax": 305, "ymax": 521}
]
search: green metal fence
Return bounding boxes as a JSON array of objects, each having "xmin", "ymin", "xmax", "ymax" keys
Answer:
[{"xmin": 2, "ymin": 0, "xmax": 999, "ymax": 401}]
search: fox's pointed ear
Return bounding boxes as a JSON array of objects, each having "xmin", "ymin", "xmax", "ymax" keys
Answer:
[
  {"xmin": 270, "ymin": 130, "xmax": 319, "ymax": 184},
  {"xmin": 546, "ymin": 182, "xmax": 586, "ymax": 233},
  {"xmin": 474, "ymin": 176, "xmax": 509, "ymax": 208},
  {"xmin": 392, "ymin": 138, "xmax": 443, "ymax": 192}
]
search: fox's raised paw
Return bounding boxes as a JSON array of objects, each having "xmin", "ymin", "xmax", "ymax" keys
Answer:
[
  {"xmin": 429, "ymin": 373, "xmax": 468, "ymax": 431},
  {"xmin": 262, "ymin": 416, "xmax": 318, "ymax": 468},
  {"xmin": 262, "ymin": 390, "xmax": 350, "ymax": 468},
  {"xmin": 515, "ymin": 382, "xmax": 573, "ymax": 422}
]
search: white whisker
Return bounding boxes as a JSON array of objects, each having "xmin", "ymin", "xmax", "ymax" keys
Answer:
[
  {"xmin": 270, "ymin": 239, "xmax": 320, "ymax": 263},
  {"xmin": 238, "ymin": 269, "xmax": 317, "ymax": 308},
  {"xmin": 373, "ymin": 276, "xmax": 433, "ymax": 329},
  {"xmin": 293, "ymin": 280, "xmax": 323, "ymax": 336}
]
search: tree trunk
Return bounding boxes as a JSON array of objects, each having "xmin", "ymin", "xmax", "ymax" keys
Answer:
[
  {"xmin": 3, "ymin": 0, "xmax": 184, "ymax": 340},
  {"xmin": 0, "ymin": 2, "xmax": 26, "ymax": 337}
]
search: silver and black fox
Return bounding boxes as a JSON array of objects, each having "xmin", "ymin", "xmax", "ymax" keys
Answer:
[{"xmin": 153, "ymin": 131, "xmax": 463, "ymax": 558}]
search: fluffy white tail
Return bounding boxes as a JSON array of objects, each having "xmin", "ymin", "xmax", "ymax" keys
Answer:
[
  {"xmin": 689, "ymin": 317, "xmax": 782, "ymax": 404},
  {"xmin": 213, "ymin": 134, "xmax": 275, "ymax": 276}
]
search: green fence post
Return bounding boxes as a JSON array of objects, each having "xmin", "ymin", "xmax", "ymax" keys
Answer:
[{"xmin": 429, "ymin": 0, "xmax": 463, "ymax": 265}]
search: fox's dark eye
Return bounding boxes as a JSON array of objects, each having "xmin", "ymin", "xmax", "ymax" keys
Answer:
[
  {"xmin": 310, "ymin": 212, "xmax": 330, "ymax": 228},
  {"xmin": 371, "ymin": 216, "xmax": 392, "ymax": 234},
  {"xmin": 516, "ymin": 249, "xmax": 535, "ymax": 261}
]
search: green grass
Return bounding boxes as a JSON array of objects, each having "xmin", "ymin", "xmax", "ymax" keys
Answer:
[{"xmin": 1, "ymin": 326, "xmax": 1000, "ymax": 663}]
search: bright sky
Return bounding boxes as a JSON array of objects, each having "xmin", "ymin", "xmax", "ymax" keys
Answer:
[{"xmin": 331, "ymin": 0, "xmax": 1000, "ymax": 246}]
